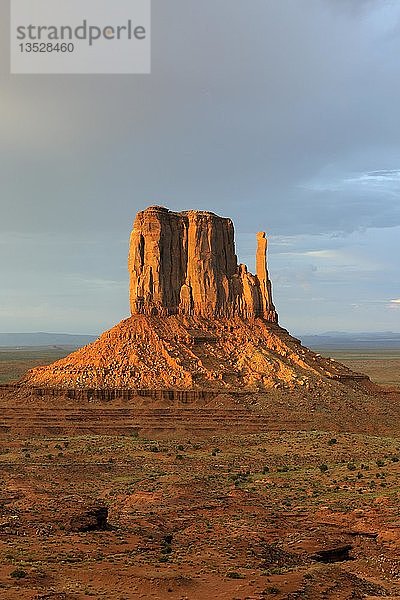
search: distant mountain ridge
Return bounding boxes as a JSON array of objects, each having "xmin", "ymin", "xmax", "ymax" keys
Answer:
[
  {"xmin": 300, "ymin": 331, "xmax": 400, "ymax": 349},
  {"xmin": 0, "ymin": 333, "xmax": 97, "ymax": 347}
]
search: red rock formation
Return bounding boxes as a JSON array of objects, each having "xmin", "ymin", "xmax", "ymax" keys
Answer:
[
  {"xmin": 22, "ymin": 205, "xmax": 366, "ymax": 391},
  {"xmin": 128, "ymin": 206, "xmax": 278, "ymax": 321},
  {"xmin": 21, "ymin": 314, "xmax": 362, "ymax": 390}
]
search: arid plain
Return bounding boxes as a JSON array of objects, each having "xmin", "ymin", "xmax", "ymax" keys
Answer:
[{"xmin": 0, "ymin": 347, "xmax": 400, "ymax": 600}]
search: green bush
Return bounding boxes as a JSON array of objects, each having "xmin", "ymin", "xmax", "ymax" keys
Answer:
[
  {"xmin": 263, "ymin": 586, "xmax": 280, "ymax": 595},
  {"xmin": 10, "ymin": 569, "xmax": 27, "ymax": 579}
]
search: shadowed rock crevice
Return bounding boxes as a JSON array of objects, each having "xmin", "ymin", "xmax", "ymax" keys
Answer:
[
  {"xmin": 67, "ymin": 502, "xmax": 109, "ymax": 533},
  {"xmin": 310, "ymin": 545, "xmax": 353, "ymax": 563}
]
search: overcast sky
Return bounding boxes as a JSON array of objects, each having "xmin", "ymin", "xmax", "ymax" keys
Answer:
[{"xmin": 1, "ymin": 0, "xmax": 399, "ymax": 335}]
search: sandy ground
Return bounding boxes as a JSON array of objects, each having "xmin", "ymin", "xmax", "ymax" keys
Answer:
[{"xmin": 0, "ymin": 349, "xmax": 399, "ymax": 599}]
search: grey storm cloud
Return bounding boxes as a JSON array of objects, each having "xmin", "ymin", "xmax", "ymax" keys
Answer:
[{"xmin": 0, "ymin": 0, "xmax": 399, "ymax": 332}]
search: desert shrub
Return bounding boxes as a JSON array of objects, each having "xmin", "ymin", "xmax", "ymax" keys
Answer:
[
  {"xmin": 327, "ymin": 438, "xmax": 337, "ymax": 446},
  {"xmin": 263, "ymin": 586, "xmax": 280, "ymax": 595},
  {"xmin": 262, "ymin": 466, "xmax": 270, "ymax": 474},
  {"xmin": 10, "ymin": 569, "xmax": 27, "ymax": 579},
  {"xmin": 376, "ymin": 459, "xmax": 385, "ymax": 468},
  {"xmin": 230, "ymin": 472, "xmax": 250, "ymax": 486},
  {"xmin": 319, "ymin": 463, "xmax": 328, "ymax": 473},
  {"xmin": 226, "ymin": 572, "xmax": 244, "ymax": 579},
  {"xmin": 303, "ymin": 572, "xmax": 313, "ymax": 580},
  {"xmin": 347, "ymin": 462, "xmax": 356, "ymax": 471},
  {"xmin": 163, "ymin": 534, "xmax": 173, "ymax": 544}
]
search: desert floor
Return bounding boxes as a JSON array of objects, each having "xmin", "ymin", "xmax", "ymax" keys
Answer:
[{"xmin": 0, "ymin": 348, "xmax": 399, "ymax": 600}]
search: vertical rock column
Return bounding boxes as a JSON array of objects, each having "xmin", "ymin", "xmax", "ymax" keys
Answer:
[
  {"xmin": 128, "ymin": 206, "xmax": 188, "ymax": 315},
  {"xmin": 256, "ymin": 232, "xmax": 278, "ymax": 322},
  {"xmin": 185, "ymin": 211, "xmax": 237, "ymax": 317}
]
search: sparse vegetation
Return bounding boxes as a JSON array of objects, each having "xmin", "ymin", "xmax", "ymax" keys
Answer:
[
  {"xmin": 0, "ymin": 349, "xmax": 399, "ymax": 598},
  {"xmin": 226, "ymin": 571, "xmax": 244, "ymax": 579},
  {"xmin": 10, "ymin": 569, "xmax": 27, "ymax": 579}
]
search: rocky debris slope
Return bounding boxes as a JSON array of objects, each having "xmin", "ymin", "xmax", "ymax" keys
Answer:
[
  {"xmin": 22, "ymin": 315, "xmax": 366, "ymax": 390},
  {"xmin": 22, "ymin": 205, "xmax": 367, "ymax": 391}
]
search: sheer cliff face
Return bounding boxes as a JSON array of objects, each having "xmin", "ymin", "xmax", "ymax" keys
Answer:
[{"xmin": 128, "ymin": 206, "xmax": 278, "ymax": 321}]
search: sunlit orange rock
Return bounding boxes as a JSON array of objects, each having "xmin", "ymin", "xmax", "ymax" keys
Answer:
[
  {"xmin": 128, "ymin": 206, "xmax": 278, "ymax": 321},
  {"xmin": 22, "ymin": 206, "xmax": 367, "ymax": 390}
]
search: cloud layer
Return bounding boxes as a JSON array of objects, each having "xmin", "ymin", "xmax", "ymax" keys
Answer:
[{"xmin": 1, "ymin": 0, "xmax": 399, "ymax": 333}]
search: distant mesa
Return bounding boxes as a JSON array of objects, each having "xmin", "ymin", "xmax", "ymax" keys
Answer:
[{"xmin": 22, "ymin": 206, "xmax": 367, "ymax": 391}]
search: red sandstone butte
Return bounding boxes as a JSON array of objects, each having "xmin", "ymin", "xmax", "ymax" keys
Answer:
[
  {"xmin": 22, "ymin": 206, "xmax": 367, "ymax": 390},
  {"xmin": 128, "ymin": 206, "xmax": 277, "ymax": 321}
]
